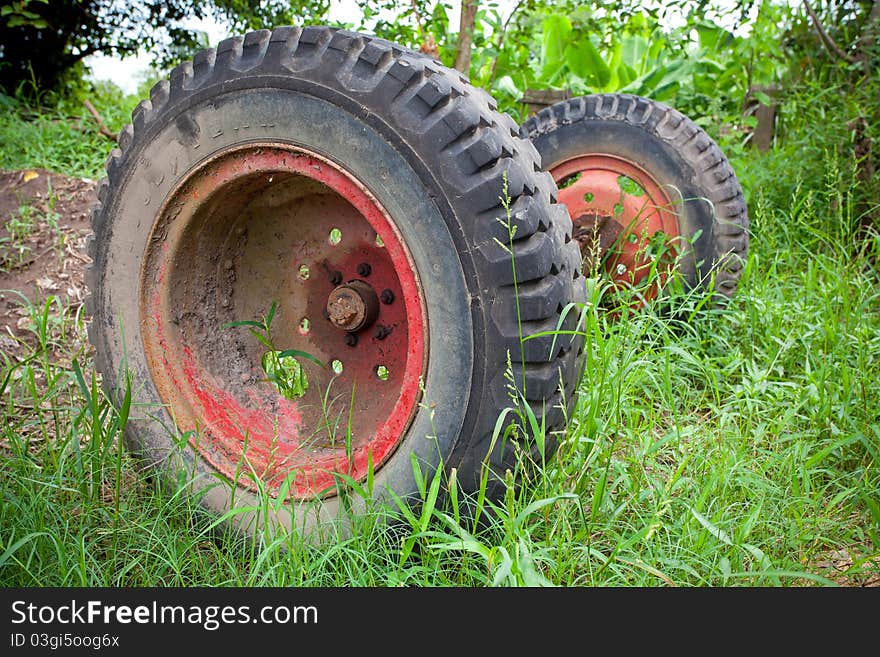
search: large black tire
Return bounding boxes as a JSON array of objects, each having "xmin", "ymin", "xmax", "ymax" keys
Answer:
[
  {"xmin": 86, "ymin": 27, "xmax": 585, "ymax": 535},
  {"xmin": 521, "ymin": 93, "xmax": 749, "ymax": 298}
]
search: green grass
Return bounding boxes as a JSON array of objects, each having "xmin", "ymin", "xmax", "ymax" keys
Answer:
[
  {"xmin": 1, "ymin": 86, "xmax": 878, "ymax": 586},
  {"xmin": 0, "ymin": 82, "xmax": 145, "ymax": 179}
]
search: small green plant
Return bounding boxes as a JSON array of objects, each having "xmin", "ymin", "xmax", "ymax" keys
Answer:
[
  {"xmin": 0, "ymin": 182, "xmax": 65, "ymax": 270},
  {"xmin": 0, "ymin": 201, "xmax": 36, "ymax": 269},
  {"xmin": 222, "ymin": 301, "xmax": 323, "ymax": 401}
]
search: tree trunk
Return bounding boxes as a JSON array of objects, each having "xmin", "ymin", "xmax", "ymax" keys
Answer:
[{"xmin": 454, "ymin": 0, "xmax": 479, "ymax": 75}]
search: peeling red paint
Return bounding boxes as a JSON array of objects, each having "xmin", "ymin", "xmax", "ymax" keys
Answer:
[
  {"xmin": 552, "ymin": 154, "xmax": 680, "ymax": 301},
  {"xmin": 140, "ymin": 145, "xmax": 427, "ymax": 500}
]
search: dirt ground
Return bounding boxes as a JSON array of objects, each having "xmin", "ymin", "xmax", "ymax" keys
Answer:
[{"xmin": 0, "ymin": 168, "xmax": 95, "ymax": 359}]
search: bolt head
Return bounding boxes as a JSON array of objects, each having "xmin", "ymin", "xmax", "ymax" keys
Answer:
[
  {"xmin": 357, "ymin": 262, "xmax": 372, "ymax": 277},
  {"xmin": 326, "ymin": 281, "xmax": 379, "ymax": 333},
  {"xmin": 380, "ymin": 289, "xmax": 395, "ymax": 304}
]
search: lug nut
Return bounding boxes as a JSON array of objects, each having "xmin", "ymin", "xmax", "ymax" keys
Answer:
[
  {"xmin": 329, "ymin": 270, "xmax": 343, "ymax": 285},
  {"xmin": 345, "ymin": 333, "xmax": 358, "ymax": 347},
  {"xmin": 380, "ymin": 289, "xmax": 394, "ymax": 304},
  {"xmin": 374, "ymin": 325, "xmax": 390, "ymax": 340},
  {"xmin": 357, "ymin": 262, "xmax": 372, "ymax": 277}
]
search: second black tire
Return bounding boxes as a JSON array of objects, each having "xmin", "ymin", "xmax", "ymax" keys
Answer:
[{"xmin": 521, "ymin": 93, "xmax": 749, "ymax": 298}]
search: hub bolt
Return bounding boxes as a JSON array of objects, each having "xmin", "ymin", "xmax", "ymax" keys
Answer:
[
  {"xmin": 374, "ymin": 325, "xmax": 390, "ymax": 340},
  {"xmin": 329, "ymin": 270, "xmax": 343, "ymax": 285},
  {"xmin": 357, "ymin": 262, "xmax": 372, "ymax": 277},
  {"xmin": 345, "ymin": 333, "xmax": 358, "ymax": 347},
  {"xmin": 380, "ymin": 289, "xmax": 395, "ymax": 304},
  {"xmin": 326, "ymin": 280, "xmax": 380, "ymax": 332}
]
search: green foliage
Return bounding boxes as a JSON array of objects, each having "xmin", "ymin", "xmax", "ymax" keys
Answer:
[
  {"xmin": 467, "ymin": 1, "xmax": 791, "ymax": 127},
  {"xmin": 0, "ymin": 81, "xmax": 142, "ymax": 178},
  {"xmin": 0, "ymin": 0, "xmax": 49, "ymax": 29},
  {"xmin": 211, "ymin": 0, "xmax": 331, "ymax": 31},
  {"xmin": 0, "ymin": 1, "xmax": 209, "ymax": 94},
  {"xmin": 0, "ymin": 0, "xmax": 333, "ymax": 96},
  {"xmin": 355, "ymin": 0, "xmax": 430, "ymax": 47}
]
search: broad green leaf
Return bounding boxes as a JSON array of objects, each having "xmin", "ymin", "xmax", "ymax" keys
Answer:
[
  {"xmin": 276, "ymin": 348, "xmax": 324, "ymax": 369},
  {"xmin": 261, "ymin": 350, "xmax": 308, "ymax": 399},
  {"xmin": 565, "ymin": 36, "xmax": 610, "ymax": 87},
  {"xmin": 620, "ymin": 34, "xmax": 648, "ymax": 72},
  {"xmin": 652, "ymin": 81, "xmax": 681, "ymax": 102},
  {"xmin": 622, "ymin": 64, "xmax": 668, "ymax": 96},
  {"xmin": 517, "ymin": 539, "xmax": 554, "ymax": 587},
  {"xmin": 698, "ymin": 58, "xmax": 727, "ymax": 74},
  {"xmin": 617, "ymin": 62, "xmax": 637, "ymax": 87},
  {"xmin": 624, "ymin": 12, "xmax": 650, "ymax": 36},
  {"xmin": 490, "ymin": 546, "xmax": 514, "ymax": 586},
  {"xmin": 742, "ymin": 542, "xmax": 773, "ymax": 570},
  {"xmin": 696, "ymin": 24, "xmax": 733, "ymax": 52},
  {"xmin": 430, "ymin": 1, "xmax": 449, "ymax": 34},
  {"xmin": 647, "ymin": 32, "xmax": 666, "ymax": 62},
  {"xmin": 540, "ymin": 14, "xmax": 572, "ymax": 81},
  {"xmin": 625, "ymin": 59, "xmax": 690, "ymax": 99},
  {"xmin": 603, "ymin": 40, "xmax": 623, "ymax": 90}
]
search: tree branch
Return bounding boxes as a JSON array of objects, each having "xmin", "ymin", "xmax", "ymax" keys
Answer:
[
  {"xmin": 454, "ymin": 0, "xmax": 479, "ymax": 74},
  {"xmin": 410, "ymin": 0, "xmax": 438, "ymax": 58},
  {"xmin": 488, "ymin": 0, "xmax": 526, "ymax": 85},
  {"xmin": 802, "ymin": 0, "xmax": 856, "ymax": 63},
  {"xmin": 83, "ymin": 99, "xmax": 118, "ymax": 142}
]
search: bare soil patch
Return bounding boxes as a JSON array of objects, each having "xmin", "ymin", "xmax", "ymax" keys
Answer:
[{"xmin": 0, "ymin": 168, "xmax": 95, "ymax": 358}]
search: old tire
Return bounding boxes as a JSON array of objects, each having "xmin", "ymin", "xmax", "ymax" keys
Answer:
[
  {"xmin": 521, "ymin": 93, "xmax": 749, "ymax": 301},
  {"xmin": 86, "ymin": 27, "xmax": 585, "ymax": 536}
]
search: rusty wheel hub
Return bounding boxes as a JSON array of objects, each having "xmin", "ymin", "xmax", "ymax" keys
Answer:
[
  {"xmin": 140, "ymin": 143, "xmax": 427, "ymax": 500},
  {"xmin": 552, "ymin": 153, "xmax": 680, "ymax": 302},
  {"xmin": 326, "ymin": 280, "xmax": 379, "ymax": 332}
]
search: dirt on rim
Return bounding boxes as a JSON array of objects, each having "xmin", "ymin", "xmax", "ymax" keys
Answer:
[{"xmin": 0, "ymin": 168, "xmax": 96, "ymax": 359}]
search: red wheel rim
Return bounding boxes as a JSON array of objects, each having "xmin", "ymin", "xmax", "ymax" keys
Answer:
[
  {"xmin": 551, "ymin": 154, "xmax": 680, "ymax": 302},
  {"xmin": 140, "ymin": 144, "xmax": 427, "ymax": 500}
]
